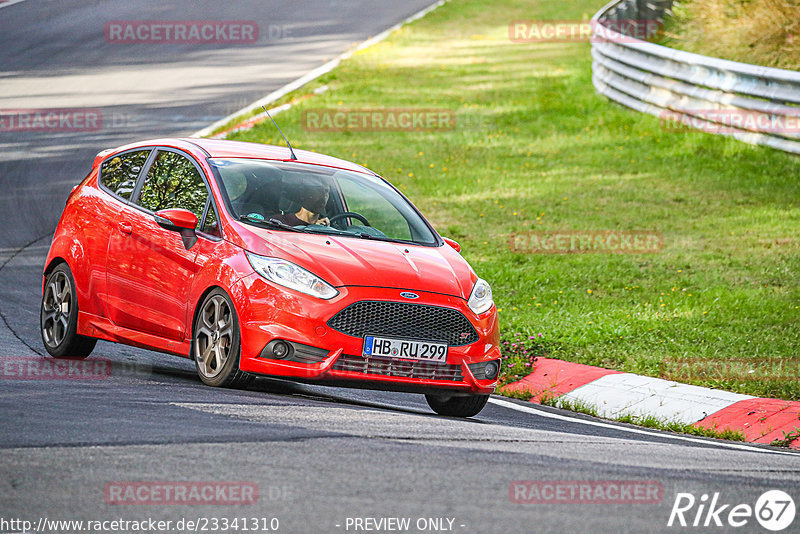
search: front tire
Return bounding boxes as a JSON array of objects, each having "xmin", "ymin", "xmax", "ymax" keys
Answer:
[
  {"xmin": 425, "ymin": 393, "xmax": 489, "ymax": 418},
  {"xmin": 193, "ymin": 289, "xmax": 252, "ymax": 388},
  {"xmin": 40, "ymin": 263, "xmax": 96, "ymax": 358}
]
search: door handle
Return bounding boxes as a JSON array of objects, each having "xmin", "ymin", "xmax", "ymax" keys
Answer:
[{"xmin": 118, "ymin": 221, "xmax": 132, "ymax": 235}]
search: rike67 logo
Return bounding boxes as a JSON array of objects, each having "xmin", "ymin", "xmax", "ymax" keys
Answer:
[{"xmin": 668, "ymin": 490, "xmax": 796, "ymax": 531}]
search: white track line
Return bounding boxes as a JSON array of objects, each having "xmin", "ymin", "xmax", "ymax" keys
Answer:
[
  {"xmin": 191, "ymin": 0, "xmax": 448, "ymax": 137},
  {"xmin": 488, "ymin": 397, "xmax": 799, "ymax": 457},
  {"xmin": 0, "ymin": 0, "xmax": 28, "ymax": 9}
]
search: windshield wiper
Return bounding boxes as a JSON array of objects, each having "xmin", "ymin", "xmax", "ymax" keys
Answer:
[
  {"xmin": 301, "ymin": 225, "xmax": 376, "ymax": 240},
  {"xmin": 241, "ymin": 215, "xmax": 392, "ymax": 242},
  {"xmin": 238, "ymin": 215, "xmax": 305, "ymax": 233}
]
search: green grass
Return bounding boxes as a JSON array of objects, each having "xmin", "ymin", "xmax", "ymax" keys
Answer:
[
  {"xmin": 223, "ymin": 0, "xmax": 800, "ymax": 400},
  {"xmin": 541, "ymin": 396, "xmax": 746, "ymax": 441},
  {"xmin": 500, "ymin": 388, "xmax": 535, "ymax": 402},
  {"xmin": 540, "ymin": 396, "xmax": 599, "ymax": 418},
  {"xmin": 771, "ymin": 427, "xmax": 800, "ymax": 448}
]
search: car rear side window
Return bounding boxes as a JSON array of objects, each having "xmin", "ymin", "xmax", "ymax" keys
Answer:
[
  {"xmin": 135, "ymin": 150, "xmax": 208, "ymax": 227},
  {"xmin": 100, "ymin": 150, "xmax": 150, "ymax": 200}
]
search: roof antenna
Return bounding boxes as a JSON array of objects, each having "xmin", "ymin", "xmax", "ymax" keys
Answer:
[{"xmin": 262, "ymin": 105, "xmax": 297, "ymax": 160}]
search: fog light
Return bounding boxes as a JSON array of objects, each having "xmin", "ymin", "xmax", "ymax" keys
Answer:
[
  {"xmin": 484, "ymin": 360, "xmax": 500, "ymax": 380},
  {"xmin": 272, "ymin": 341, "xmax": 290, "ymax": 359}
]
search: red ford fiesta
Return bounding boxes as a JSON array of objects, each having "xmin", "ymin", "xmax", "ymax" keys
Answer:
[{"xmin": 41, "ymin": 138, "xmax": 500, "ymax": 416}]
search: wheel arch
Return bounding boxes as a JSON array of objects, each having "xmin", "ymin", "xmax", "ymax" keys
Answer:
[
  {"xmin": 185, "ymin": 247, "xmax": 252, "ymax": 359},
  {"xmin": 43, "ymin": 256, "xmax": 68, "ymax": 281},
  {"xmin": 42, "ymin": 256, "xmax": 78, "ymax": 305},
  {"xmin": 188, "ymin": 284, "xmax": 236, "ymax": 360},
  {"xmin": 43, "ymin": 232, "xmax": 90, "ymax": 303}
]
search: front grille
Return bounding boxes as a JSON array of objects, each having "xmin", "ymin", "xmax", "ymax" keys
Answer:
[
  {"xmin": 332, "ymin": 354, "xmax": 464, "ymax": 381},
  {"xmin": 327, "ymin": 301, "xmax": 479, "ymax": 346}
]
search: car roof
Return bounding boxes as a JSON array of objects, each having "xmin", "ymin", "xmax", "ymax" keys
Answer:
[{"xmin": 114, "ymin": 137, "xmax": 374, "ymax": 175}]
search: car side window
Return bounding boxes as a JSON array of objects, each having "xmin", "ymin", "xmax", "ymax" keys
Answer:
[
  {"xmin": 135, "ymin": 150, "xmax": 208, "ymax": 227},
  {"xmin": 100, "ymin": 150, "xmax": 150, "ymax": 200},
  {"xmin": 200, "ymin": 202, "xmax": 221, "ymax": 237}
]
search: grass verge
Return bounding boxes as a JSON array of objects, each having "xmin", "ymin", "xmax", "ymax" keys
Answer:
[
  {"xmin": 540, "ymin": 396, "xmax": 747, "ymax": 441},
  {"xmin": 771, "ymin": 428, "xmax": 800, "ymax": 448},
  {"xmin": 224, "ymin": 0, "xmax": 800, "ymax": 401}
]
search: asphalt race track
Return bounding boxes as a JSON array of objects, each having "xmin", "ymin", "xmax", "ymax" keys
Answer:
[{"xmin": 1, "ymin": 1, "xmax": 799, "ymax": 533}]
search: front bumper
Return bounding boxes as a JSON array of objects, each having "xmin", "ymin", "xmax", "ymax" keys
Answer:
[{"xmin": 233, "ymin": 274, "xmax": 500, "ymax": 395}]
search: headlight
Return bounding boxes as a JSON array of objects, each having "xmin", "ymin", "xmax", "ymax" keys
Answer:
[
  {"xmin": 245, "ymin": 252, "xmax": 339, "ymax": 300},
  {"xmin": 467, "ymin": 278, "xmax": 493, "ymax": 315}
]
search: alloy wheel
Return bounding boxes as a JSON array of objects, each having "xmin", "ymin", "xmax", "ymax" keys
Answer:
[
  {"xmin": 41, "ymin": 271, "xmax": 72, "ymax": 348},
  {"xmin": 195, "ymin": 294, "xmax": 234, "ymax": 378}
]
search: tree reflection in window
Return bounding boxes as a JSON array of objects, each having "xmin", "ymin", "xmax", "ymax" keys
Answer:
[
  {"xmin": 101, "ymin": 150, "xmax": 150, "ymax": 200},
  {"xmin": 201, "ymin": 203, "xmax": 220, "ymax": 237},
  {"xmin": 137, "ymin": 151, "xmax": 208, "ymax": 227}
]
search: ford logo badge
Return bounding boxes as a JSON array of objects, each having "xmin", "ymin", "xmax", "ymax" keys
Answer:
[{"xmin": 400, "ymin": 292, "xmax": 419, "ymax": 299}]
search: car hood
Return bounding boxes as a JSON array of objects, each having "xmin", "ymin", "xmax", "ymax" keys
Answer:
[{"xmin": 234, "ymin": 224, "xmax": 476, "ymax": 299}]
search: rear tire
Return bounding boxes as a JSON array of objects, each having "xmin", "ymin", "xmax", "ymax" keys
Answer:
[
  {"xmin": 425, "ymin": 393, "xmax": 489, "ymax": 418},
  {"xmin": 193, "ymin": 289, "xmax": 253, "ymax": 388},
  {"xmin": 40, "ymin": 263, "xmax": 96, "ymax": 358}
]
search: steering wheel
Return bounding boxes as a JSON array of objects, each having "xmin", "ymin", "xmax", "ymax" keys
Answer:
[{"xmin": 329, "ymin": 212, "xmax": 371, "ymax": 228}]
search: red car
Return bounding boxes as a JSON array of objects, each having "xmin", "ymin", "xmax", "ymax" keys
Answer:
[{"xmin": 40, "ymin": 138, "xmax": 500, "ymax": 416}]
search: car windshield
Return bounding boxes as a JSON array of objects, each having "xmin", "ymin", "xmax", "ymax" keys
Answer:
[{"xmin": 208, "ymin": 158, "xmax": 438, "ymax": 245}]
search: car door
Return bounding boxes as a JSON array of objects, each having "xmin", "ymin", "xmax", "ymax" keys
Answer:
[
  {"xmin": 92, "ymin": 148, "xmax": 153, "ymax": 315},
  {"xmin": 105, "ymin": 148, "xmax": 211, "ymax": 341}
]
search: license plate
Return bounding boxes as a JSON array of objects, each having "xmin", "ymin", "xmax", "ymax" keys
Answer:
[{"xmin": 362, "ymin": 335, "xmax": 447, "ymax": 363}]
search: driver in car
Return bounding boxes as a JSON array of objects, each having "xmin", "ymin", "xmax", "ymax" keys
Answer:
[{"xmin": 272, "ymin": 178, "xmax": 330, "ymax": 227}]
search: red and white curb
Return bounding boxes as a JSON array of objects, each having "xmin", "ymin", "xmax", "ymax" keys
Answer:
[{"xmin": 503, "ymin": 358, "xmax": 800, "ymax": 449}]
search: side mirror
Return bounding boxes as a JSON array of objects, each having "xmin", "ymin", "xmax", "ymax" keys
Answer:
[
  {"xmin": 155, "ymin": 208, "xmax": 198, "ymax": 231},
  {"xmin": 442, "ymin": 237, "xmax": 461, "ymax": 253},
  {"xmin": 154, "ymin": 209, "xmax": 198, "ymax": 249}
]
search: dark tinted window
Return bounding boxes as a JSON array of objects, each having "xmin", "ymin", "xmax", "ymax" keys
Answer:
[
  {"xmin": 136, "ymin": 151, "xmax": 208, "ymax": 226},
  {"xmin": 100, "ymin": 150, "xmax": 150, "ymax": 200},
  {"xmin": 209, "ymin": 158, "xmax": 435, "ymax": 245}
]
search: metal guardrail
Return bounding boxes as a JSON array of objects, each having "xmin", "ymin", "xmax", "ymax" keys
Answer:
[{"xmin": 591, "ymin": 0, "xmax": 800, "ymax": 154}]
